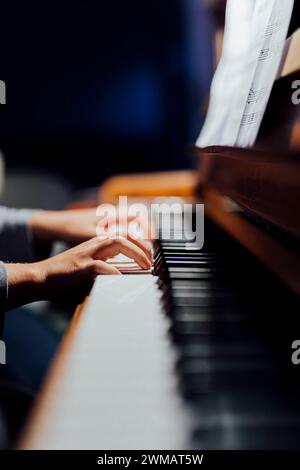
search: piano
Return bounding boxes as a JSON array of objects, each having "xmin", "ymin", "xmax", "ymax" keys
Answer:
[{"xmin": 20, "ymin": 29, "xmax": 300, "ymax": 450}]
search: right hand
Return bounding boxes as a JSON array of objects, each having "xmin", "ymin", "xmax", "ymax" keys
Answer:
[{"xmin": 5, "ymin": 236, "xmax": 152, "ymax": 309}]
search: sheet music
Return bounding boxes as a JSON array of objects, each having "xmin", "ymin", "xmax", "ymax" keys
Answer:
[{"xmin": 196, "ymin": 0, "xmax": 294, "ymax": 149}]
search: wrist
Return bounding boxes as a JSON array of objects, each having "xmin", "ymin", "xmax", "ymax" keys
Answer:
[
  {"xmin": 5, "ymin": 262, "xmax": 47, "ymax": 309},
  {"xmin": 28, "ymin": 262, "xmax": 47, "ymax": 299}
]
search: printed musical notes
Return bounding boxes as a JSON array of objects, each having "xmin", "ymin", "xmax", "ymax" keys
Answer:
[
  {"xmin": 241, "ymin": 112, "xmax": 263, "ymax": 127},
  {"xmin": 196, "ymin": 0, "xmax": 294, "ymax": 149},
  {"xmin": 247, "ymin": 87, "xmax": 268, "ymax": 104}
]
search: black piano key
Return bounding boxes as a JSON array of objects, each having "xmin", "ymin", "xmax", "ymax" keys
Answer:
[
  {"xmin": 163, "ymin": 303, "xmax": 246, "ymax": 318},
  {"xmin": 179, "ymin": 341, "xmax": 271, "ymax": 360},
  {"xmin": 162, "ymin": 295, "xmax": 242, "ymax": 308},
  {"xmin": 170, "ymin": 288, "xmax": 238, "ymax": 299},
  {"xmin": 192, "ymin": 418, "xmax": 300, "ymax": 450},
  {"xmin": 170, "ymin": 321, "xmax": 254, "ymax": 338},
  {"xmin": 178, "ymin": 356, "xmax": 280, "ymax": 376},
  {"xmin": 166, "ymin": 267, "xmax": 225, "ymax": 274},
  {"xmin": 154, "ymin": 255, "xmax": 225, "ymax": 271},
  {"xmin": 168, "ymin": 271, "xmax": 225, "ymax": 281},
  {"xmin": 189, "ymin": 394, "xmax": 300, "ymax": 412},
  {"xmin": 157, "ymin": 246, "xmax": 206, "ymax": 253},
  {"xmin": 172, "ymin": 311, "xmax": 248, "ymax": 324},
  {"xmin": 179, "ymin": 367, "xmax": 284, "ymax": 395},
  {"xmin": 157, "ymin": 253, "xmax": 222, "ymax": 260},
  {"xmin": 158, "ymin": 279, "xmax": 233, "ymax": 291}
]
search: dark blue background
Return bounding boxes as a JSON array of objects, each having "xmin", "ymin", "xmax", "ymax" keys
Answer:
[{"xmin": 0, "ymin": 1, "xmax": 214, "ymax": 186}]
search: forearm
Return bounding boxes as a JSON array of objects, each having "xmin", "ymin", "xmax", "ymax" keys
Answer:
[
  {"xmin": 0, "ymin": 207, "xmax": 37, "ymax": 262},
  {"xmin": 31, "ymin": 210, "xmax": 65, "ymax": 243},
  {"xmin": 31, "ymin": 208, "xmax": 99, "ymax": 245},
  {"xmin": 4, "ymin": 263, "xmax": 45, "ymax": 310}
]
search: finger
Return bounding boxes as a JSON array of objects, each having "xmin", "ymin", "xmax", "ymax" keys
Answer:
[
  {"xmin": 93, "ymin": 238, "xmax": 152, "ymax": 270},
  {"xmin": 92, "ymin": 260, "xmax": 121, "ymax": 275},
  {"xmin": 114, "ymin": 238, "xmax": 152, "ymax": 270},
  {"xmin": 126, "ymin": 231, "xmax": 153, "ymax": 263},
  {"xmin": 101, "ymin": 224, "xmax": 153, "ymax": 263},
  {"xmin": 99, "ymin": 223, "xmax": 153, "ymax": 263}
]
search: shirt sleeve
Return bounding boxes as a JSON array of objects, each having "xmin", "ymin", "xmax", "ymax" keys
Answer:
[
  {"xmin": 0, "ymin": 206, "xmax": 38, "ymax": 263},
  {"xmin": 0, "ymin": 207, "xmax": 52, "ymax": 332},
  {"xmin": 0, "ymin": 261, "xmax": 7, "ymax": 335}
]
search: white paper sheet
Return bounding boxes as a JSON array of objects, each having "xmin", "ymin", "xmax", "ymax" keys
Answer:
[{"xmin": 196, "ymin": 0, "xmax": 294, "ymax": 149}]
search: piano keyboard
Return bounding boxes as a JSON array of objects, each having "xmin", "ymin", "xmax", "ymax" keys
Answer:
[
  {"xmin": 153, "ymin": 217, "xmax": 300, "ymax": 449},
  {"xmin": 23, "ymin": 215, "xmax": 300, "ymax": 450}
]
